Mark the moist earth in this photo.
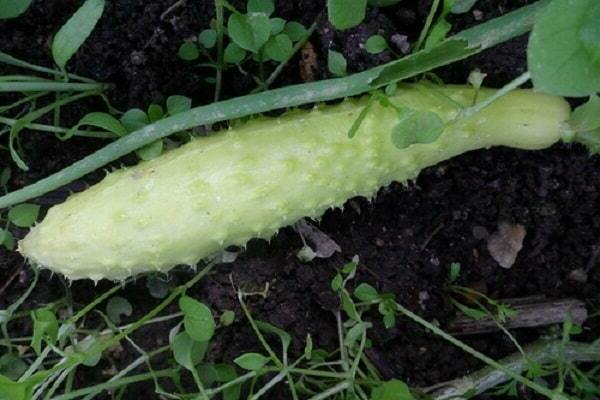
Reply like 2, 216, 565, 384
1, 1, 598, 399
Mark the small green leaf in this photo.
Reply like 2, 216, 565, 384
31, 308, 58, 355
572, 95, 600, 132
166, 95, 192, 115
179, 295, 216, 342
199, 29, 217, 48
0, 354, 28, 381
120, 108, 149, 132
178, 42, 200, 61
197, 364, 218, 386
67, 112, 127, 140
2, 230, 15, 250
269, 17, 286, 35
0, 229, 6, 245
327, 50, 347, 77
147, 104, 164, 122
227, 13, 271, 53
8, 203, 39, 228
341, 259, 358, 276
331, 273, 343, 292
391, 110, 445, 149
327, 0, 367, 30
214, 364, 241, 400
348, 95, 377, 138
106, 296, 133, 324
354, 283, 379, 301
256, 320, 291, 353
0, 0, 33, 19
0, 167, 10, 187
146, 275, 170, 299
382, 313, 396, 328
297, 245, 316, 262
451, 0, 478, 14
343, 322, 368, 348
172, 331, 208, 371
424, 0, 455, 49
74, 336, 103, 367
220, 310, 235, 326
224, 42, 246, 64
304, 334, 313, 360
284, 22, 308, 42
371, 380, 415, 400
365, 35, 388, 54
385, 82, 397, 96
264, 34, 293, 62
496, 303, 517, 323
52, 0, 105, 70
467, 69, 487, 91
247, 0, 274, 16
0, 374, 36, 400
425, 19, 452, 49
451, 299, 487, 320
528, 0, 600, 96
341, 289, 360, 321
234, 352, 269, 370
449, 262, 461, 282
136, 140, 162, 162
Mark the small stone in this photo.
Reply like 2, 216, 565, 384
418, 291, 430, 309
130, 50, 146, 66
390, 33, 410, 54
472, 10, 483, 20
487, 222, 527, 269
568, 268, 588, 283
375, 238, 385, 247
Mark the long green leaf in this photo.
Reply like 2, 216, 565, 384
52, 0, 105, 70
0, 0, 33, 19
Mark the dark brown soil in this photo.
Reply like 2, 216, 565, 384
1, 1, 598, 399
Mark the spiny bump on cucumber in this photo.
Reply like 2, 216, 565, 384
19, 85, 570, 281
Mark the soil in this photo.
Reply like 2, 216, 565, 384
1, 1, 599, 399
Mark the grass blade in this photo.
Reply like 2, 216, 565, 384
51, 0, 105, 70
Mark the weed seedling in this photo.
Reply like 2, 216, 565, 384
179, 0, 313, 95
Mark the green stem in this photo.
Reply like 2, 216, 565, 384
460, 71, 531, 118
259, 20, 318, 90
393, 302, 557, 399
0, 92, 46, 113
206, 371, 257, 396
0, 0, 551, 209
0, 116, 116, 139
0, 82, 109, 93
79, 346, 170, 400
50, 369, 175, 400
64, 282, 126, 334
0, 51, 99, 84
414, 0, 441, 51
214, 0, 225, 102
190, 366, 209, 400
427, 340, 600, 399
336, 312, 350, 372
307, 381, 351, 400
238, 293, 284, 369
101, 263, 214, 351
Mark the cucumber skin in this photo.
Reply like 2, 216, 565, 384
19, 85, 570, 281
